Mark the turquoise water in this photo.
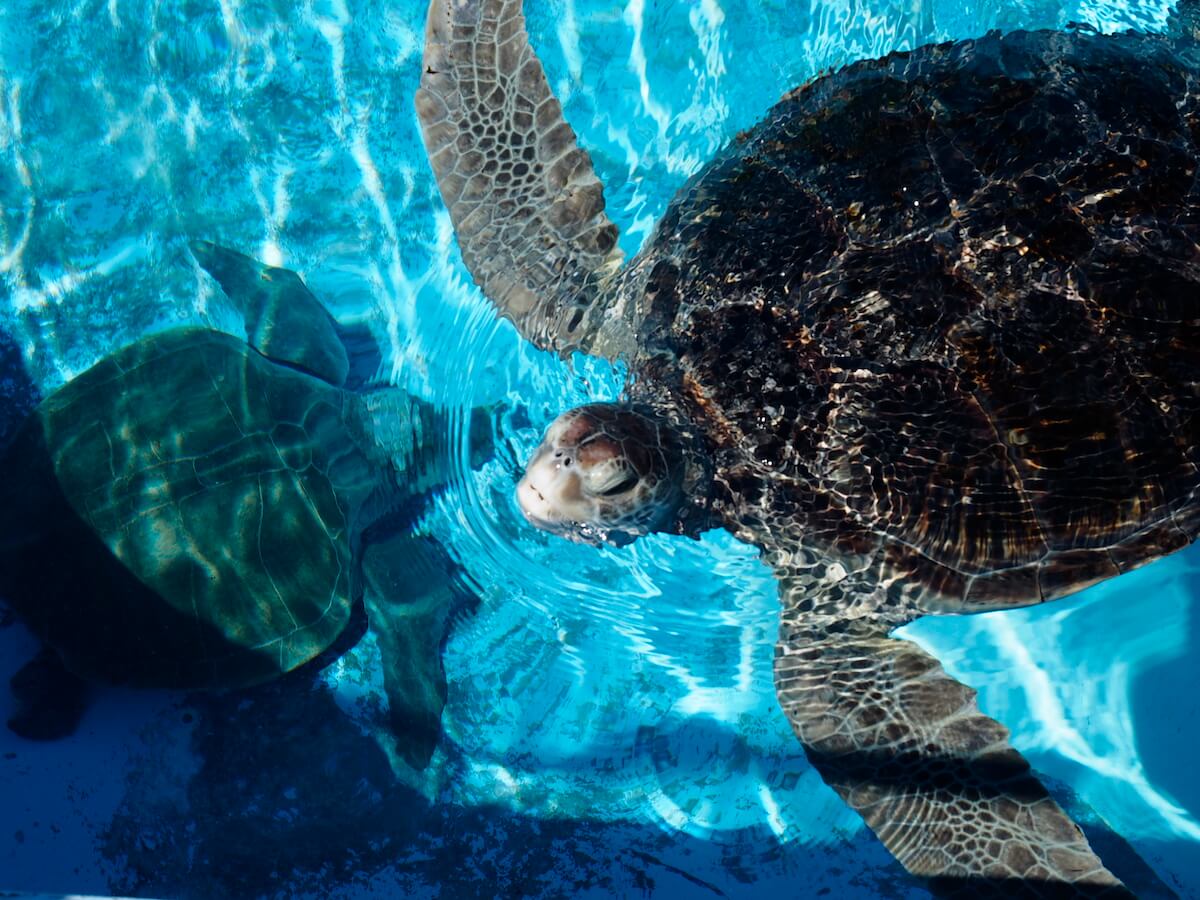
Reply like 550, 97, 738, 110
0, 0, 1198, 897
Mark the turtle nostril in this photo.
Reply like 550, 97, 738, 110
562, 457, 572, 467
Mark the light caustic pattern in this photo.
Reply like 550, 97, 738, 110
0, 0, 1198, 889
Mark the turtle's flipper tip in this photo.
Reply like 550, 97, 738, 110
189, 241, 263, 289
188, 238, 217, 264
189, 239, 254, 272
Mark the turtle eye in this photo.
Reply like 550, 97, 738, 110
585, 463, 638, 497
599, 474, 638, 497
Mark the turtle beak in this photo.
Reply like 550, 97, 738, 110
516, 444, 591, 538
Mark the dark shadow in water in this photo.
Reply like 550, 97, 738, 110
334, 319, 387, 391
1130, 551, 1200, 819
1048, 775, 1180, 900
0, 324, 38, 455
1127, 543, 1200, 897
0, 324, 74, 737
86, 662, 1182, 900
96, 671, 922, 900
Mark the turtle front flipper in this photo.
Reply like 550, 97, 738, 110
771, 571, 1130, 896
190, 241, 350, 386
416, 0, 627, 357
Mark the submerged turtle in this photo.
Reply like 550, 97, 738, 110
0, 243, 481, 768
418, 0, 1200, 893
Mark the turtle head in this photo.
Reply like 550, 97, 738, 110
517, 403, 696, 546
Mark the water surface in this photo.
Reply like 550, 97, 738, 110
0, 0, 1198, 897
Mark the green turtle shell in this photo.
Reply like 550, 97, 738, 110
0, 327, 379, 688
631, 28, 1200, 609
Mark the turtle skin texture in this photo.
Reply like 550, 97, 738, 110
0, 327, 378, 689
629, 27, 1200, 615
616, 28, 1200, 893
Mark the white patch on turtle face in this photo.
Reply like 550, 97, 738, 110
516, 404, 685, 545
517, 444, 602, 539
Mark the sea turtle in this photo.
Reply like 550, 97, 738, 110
417, 0, 1200, 893
0, 243, 481, 768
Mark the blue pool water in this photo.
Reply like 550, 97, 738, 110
0, 0, 1198, 897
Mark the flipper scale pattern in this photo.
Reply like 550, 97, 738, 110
772, 560, 1132, 897
416, 0, 624, 354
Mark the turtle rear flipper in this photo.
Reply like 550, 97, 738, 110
352, 388, 502, 492
361, 532, 472, 770
191, 241, 350, 387
416, 0, 627, 357
771, 563, 1130, 896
